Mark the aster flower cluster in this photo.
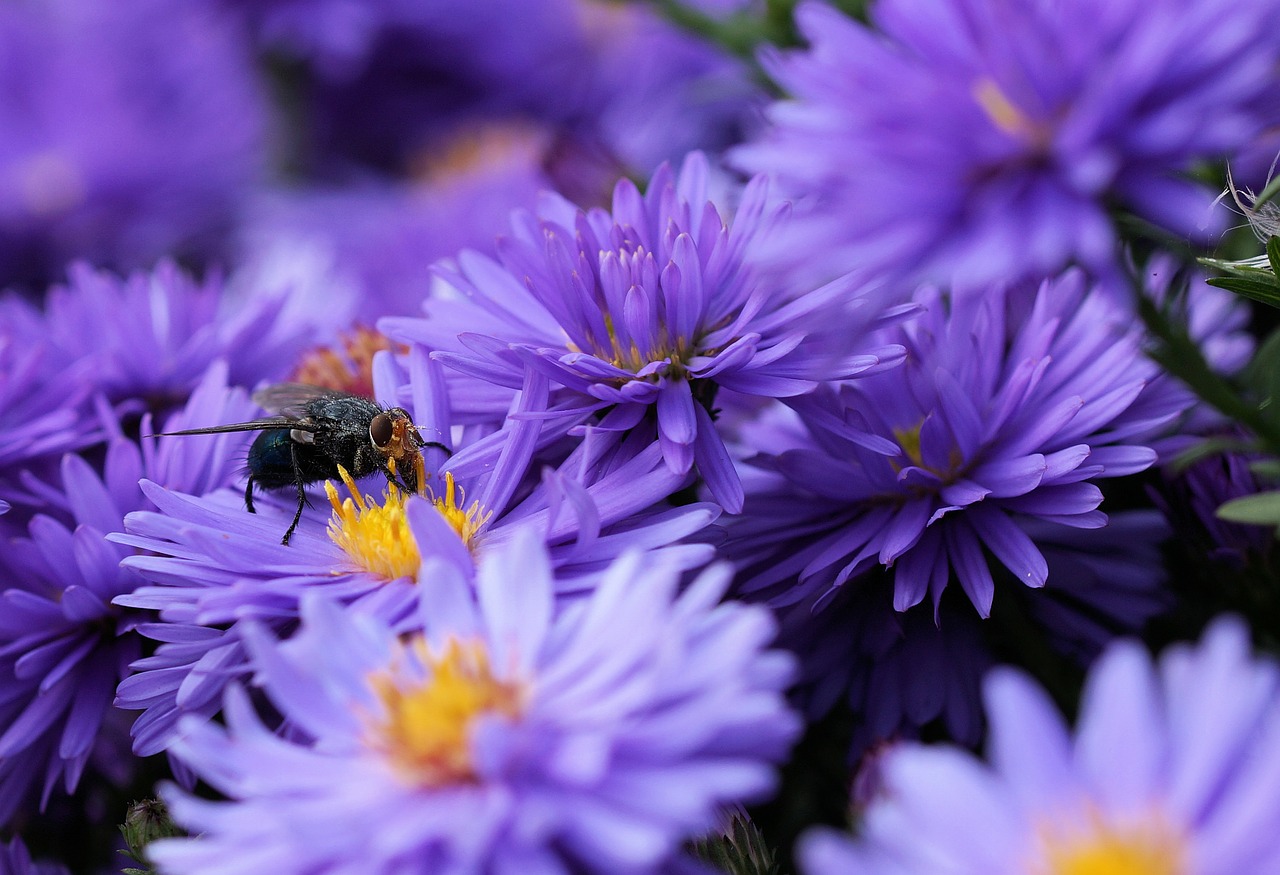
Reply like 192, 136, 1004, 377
1, 1, 1280, 873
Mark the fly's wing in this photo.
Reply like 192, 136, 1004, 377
153, 384, 357, 437
251, 383, 356, 419
152, 417, 312, 437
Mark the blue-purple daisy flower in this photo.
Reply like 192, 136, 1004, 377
149, 533, 800, 874
244, 0, 591, 178
802, 617, 1280, 874
726, 269, 1179, 617
776, 510, 1170, 759
1152, 439, 1275, 571
0, 446, 146, 827
734, 0, 1280, 286
0, 365, 258, 826
224, 0, 758, 190
384, 151, 906, 512
4, 260, 322, 418
0, 303, 99, 508
113, 350, 720, 756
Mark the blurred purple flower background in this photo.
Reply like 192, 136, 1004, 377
1, 0, 1279, 872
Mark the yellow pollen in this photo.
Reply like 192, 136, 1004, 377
893, 423, 926, 469
367, 637, 525, 786
890, 420, 966, 482
326, 465, 420, 581
1034, 811, 1187, 875
430, 471, 491, 549
291, 325, 400, 399
585, 291, 700, 377
972, 78, 1044, 143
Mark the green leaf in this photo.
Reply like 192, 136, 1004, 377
1247, 328, 1280, 432
689, 813, 783, 875
1167, 436, 1255, 472
1200, 255, 1273, 277
1249, 459, 1280, 479
1268, 235, 1280, 278
1255, 176, 1280, 210
1206, 276, 1280, 309
1217, 491, 1280, 527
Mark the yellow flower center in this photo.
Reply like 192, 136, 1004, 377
563, 260, 702, 378
890, 420, 966, 483
1034, 810, 1187, 875
893, 423, 926, 469
972, 77, 1049, 147
367, 637, 525, 786
326, 463, 492, 578
326, 465, 421, 581
291, 325, 400, 399
430, 471, 492, 549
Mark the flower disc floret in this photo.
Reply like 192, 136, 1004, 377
1035, 810, 1185, 875
367, 637, 525, 787
325, 465, 422, 582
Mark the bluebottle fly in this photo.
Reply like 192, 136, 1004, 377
156, 384, 449, 545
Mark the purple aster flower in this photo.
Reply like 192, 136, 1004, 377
384, 151, 906, 512
0, 447, 143, 826
216, 0, 421, 77
775, 511, 1169, 760
0, 0, 267, 287
136, 361, 267, 494
802, 617, 1280, 874
149, 533, 800, 874
734, 0, 1280, 286
0, 365, 258, 826
226, 0, 585, 90
726, 269, 1178, 617
0, 301, 99, 508
6, 260, 322, 418
1152, 440, 1275, 571
782, 575, 994, 750
1016, 511, 1172, 663
113, 350, 720, 756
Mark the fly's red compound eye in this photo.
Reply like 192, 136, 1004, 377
369, 413, 394, 447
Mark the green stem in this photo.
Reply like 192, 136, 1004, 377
1136, 291, 1280, 452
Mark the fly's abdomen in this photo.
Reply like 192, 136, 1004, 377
247, 429, 300, 488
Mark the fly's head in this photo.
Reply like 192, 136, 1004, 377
369, 407, 426, 493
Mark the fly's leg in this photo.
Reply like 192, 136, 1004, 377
244, 476, 257, 514
380, 463, 411, 495
282, 443, 307, 546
